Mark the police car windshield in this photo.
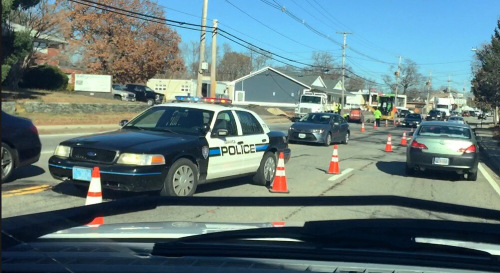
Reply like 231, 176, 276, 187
124, 106, 214, 135
300, 113, 331, 124
300, 96, 322, 104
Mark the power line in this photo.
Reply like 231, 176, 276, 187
225, 0, 326, 51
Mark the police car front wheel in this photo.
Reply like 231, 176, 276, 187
161, 158, 198, 197
253, 151, 277, 186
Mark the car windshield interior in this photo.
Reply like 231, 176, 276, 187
125, 107, 214, 135
429, 110, 441, 115
300, 96, 322, 103
418, 125, 471, 139
300, 114, 332, 124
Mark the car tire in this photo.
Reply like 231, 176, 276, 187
160, 158, 198, 197
113, 95, 122, 100
341, 132, 349, 144
324, 133, 332, 146
1, 143, 16, 182
467, 171, 478, 181
405, 164, 415, 176
147, 99, 154, 106
253, 151, 277, 187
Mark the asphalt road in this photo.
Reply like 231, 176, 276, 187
3, 119, 500, 227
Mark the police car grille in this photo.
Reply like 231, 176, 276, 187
71, 148, 117, 163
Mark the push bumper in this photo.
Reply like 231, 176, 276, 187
283, 148, 291, 164
48, 156, 167, 192
407, 150, 479, 173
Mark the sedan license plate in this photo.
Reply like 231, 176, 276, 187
72, 167, 92, 181
433, 157, 449, 165
298, 133, 306, 139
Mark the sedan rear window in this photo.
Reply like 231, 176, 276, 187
418, 125, 471, 139
406, 114, 421, 119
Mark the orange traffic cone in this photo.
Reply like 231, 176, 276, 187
269, 152, 289, 193
401, 131, 407, 146
86, 167, 104, 228
385, 134, 393, 152
385, 120, 388, 127
361, 122, 365, 132
373, 121, 377, 129
328, 145, 340, 174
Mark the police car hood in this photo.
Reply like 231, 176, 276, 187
62, 129, 198, 151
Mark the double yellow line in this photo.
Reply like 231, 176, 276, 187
2, 185, 52, 198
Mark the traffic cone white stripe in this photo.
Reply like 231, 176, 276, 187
86, 167, 104, 227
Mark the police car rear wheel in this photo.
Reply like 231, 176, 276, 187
161, 159, 198, 197
253, 151, 277, 186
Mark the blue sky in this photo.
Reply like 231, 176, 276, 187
157, 0, 499, 93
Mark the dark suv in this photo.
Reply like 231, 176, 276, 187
425, 110, 444, 121
125, 84, 164, 106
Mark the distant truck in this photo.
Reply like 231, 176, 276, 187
434, 97, 452, 117
294, 91, 334, 120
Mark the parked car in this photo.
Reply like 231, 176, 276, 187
1, 111, 42, 182
462, 111, 470, 117
469, 111, 476, 117
288, 113, 350, 146
425, 110, 444, 121
112, 84, 136, 101
406, 121, 478, 181
124, 84, 164, 106
401, 113, 423, 128
347, 108, 364, 123
448, 116, 466, 124
450, 111, 459, 116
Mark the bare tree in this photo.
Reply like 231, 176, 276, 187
246, 45, 272, 70
216, 48, 253, 81
382, 58, 424, 95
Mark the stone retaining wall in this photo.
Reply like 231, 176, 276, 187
1, 101, 150, 114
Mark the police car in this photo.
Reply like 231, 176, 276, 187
48, 96, 291, 197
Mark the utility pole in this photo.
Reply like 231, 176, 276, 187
196, 0, 208, 97
210, 19, 218, 98
448, 74, 451, 94
336, 31, 352, 113
426, 71, 432, 114
393, 56, 402, 123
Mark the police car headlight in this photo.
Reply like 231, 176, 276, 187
54, 145, 71, 158
311, 129, 325, 133
117, 153, 165, 166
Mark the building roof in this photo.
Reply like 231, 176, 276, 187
8, 21, 67, 44
230, 66, 311, 89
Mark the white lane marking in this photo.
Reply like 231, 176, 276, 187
479, 163, 500, 198
328, 168, 354, 181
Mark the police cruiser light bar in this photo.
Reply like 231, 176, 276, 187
174, 96, 232, 104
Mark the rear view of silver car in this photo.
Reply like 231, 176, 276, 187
406, 121, 479, 181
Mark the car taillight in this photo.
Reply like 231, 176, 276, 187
410, 140, 427, 150
30, 124, 38, 135
459, 145, 476, 154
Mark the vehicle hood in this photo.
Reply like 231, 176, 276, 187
291, 122, 330, 131
41, 221, 301, 239
61, 129, 199, 151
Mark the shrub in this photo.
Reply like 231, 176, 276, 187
21, 65, 69, 90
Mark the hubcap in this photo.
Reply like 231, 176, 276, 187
148, 100, 153, 106
172, 165, 194, 196
345, 133, 349, 143
263, 156, 276, 182
2, 146, 13, 180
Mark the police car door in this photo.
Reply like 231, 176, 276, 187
234, 110, 270, 174
205, 110, 242, 180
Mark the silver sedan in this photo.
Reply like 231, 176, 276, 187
406, 121, 479, 181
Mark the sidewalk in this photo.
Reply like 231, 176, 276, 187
473, 125, 500, 175
37, 115, 292, 135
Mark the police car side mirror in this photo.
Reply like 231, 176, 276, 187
214, 129, 228, 137
119, 119, 128, 127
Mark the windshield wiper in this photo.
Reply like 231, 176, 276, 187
123, 125, 144, 130
147, 128, 180, 134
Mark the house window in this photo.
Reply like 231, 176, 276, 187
181, 85, 190, 92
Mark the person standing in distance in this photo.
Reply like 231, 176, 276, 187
373, 107, 382, 127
